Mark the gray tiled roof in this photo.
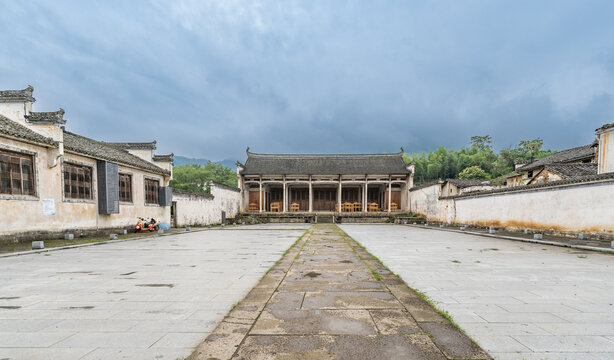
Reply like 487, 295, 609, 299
242, 150, 410, 175
517, 144, 596, 172
153, 154, 174, 163
25, 109, 66, 124
445, 179, 491, 188
0, 86, 35, 103
596, 123, 614, 132
0, 115, 57, 146
105, 141, 157, 150
541, 163, 597, 178
63, 131, 169, 175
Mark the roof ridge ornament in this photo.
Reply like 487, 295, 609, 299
25, 108, 67, 124
246, 146, 251, 155
0, 85, 36, 103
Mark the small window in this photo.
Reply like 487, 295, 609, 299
63, 163, 93, 199
119, 173, 132, 202
145, 178, 159, 205
0, 150, 35, 196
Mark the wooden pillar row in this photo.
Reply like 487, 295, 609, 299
259, 177, 263, 213
308, 175, 313, 213
283, 176, 287, 213
387, 177, 392, 213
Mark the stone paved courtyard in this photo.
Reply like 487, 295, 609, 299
340, 224, 614, 360
0, 224, 308, 360
190, 224, 489, 360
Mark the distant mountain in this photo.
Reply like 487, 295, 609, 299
174, 155, 236, 170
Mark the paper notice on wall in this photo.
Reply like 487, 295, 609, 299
42, 199, 55, 215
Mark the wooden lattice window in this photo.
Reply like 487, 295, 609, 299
63, 163, 92, 199
119, 173, 132, 202
0, 150, 35, 196
145, 178, 159, 205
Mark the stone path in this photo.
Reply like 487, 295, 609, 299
0, 224, 308, 360
190, 224, 490, 360
340, 224, 614, 360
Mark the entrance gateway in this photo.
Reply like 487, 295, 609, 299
236, 148, 415, 213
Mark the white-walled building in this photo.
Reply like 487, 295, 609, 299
0, 86, 173, 240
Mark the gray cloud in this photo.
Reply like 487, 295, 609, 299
1, 0, 613, 162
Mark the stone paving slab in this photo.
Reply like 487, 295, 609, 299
189, 224, 490, 360
340, 224, 614, 360
0, 224, 308, 360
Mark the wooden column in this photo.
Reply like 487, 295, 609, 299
259, 177, 263, 213
308, 176, 313, 213
387, 177, 392, 213
337, 178, 342, 212
362, 179, 367, 212
283, 176, 287, 213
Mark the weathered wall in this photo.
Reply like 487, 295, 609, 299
598, 130, 613, 174
173, 182, 241, 226
451, 180, 614, 234
408, 183, 442, 219
0, 137, 170, 236
173, 192, 216, 226
210, 182, 241, 220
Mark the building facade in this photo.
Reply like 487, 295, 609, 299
0, 86, 173, 239
236, 149, 414, 213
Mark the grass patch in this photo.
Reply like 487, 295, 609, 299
451, 260, 461, 264
414, 289, 460, 328
371, 270, 382, 281
480, 248, 499, 252
577, 255, 588, 259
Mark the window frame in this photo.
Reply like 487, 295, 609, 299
144, 177, 160, 206
0, 148, 37, 199
119, 172, 133, 204
62, 161, 94, 202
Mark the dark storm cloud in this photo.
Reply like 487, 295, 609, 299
1, 0, 613, 162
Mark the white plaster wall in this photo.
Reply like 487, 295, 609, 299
408, 183, 441, 219
126, 149, 154, 162
0, 102, 30, 125
210, 182, 241, 220
0, 137, 170, 235
173, 193, 217, 227
173, 183, 241, 226
452, 181, 614, 234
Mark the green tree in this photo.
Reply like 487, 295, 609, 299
458, 165, 488, 179
170, 162, 236, 193
470, 135, 493, 152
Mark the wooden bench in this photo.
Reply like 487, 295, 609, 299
368, 202, 378, 212
291, 203, 300, 212
342, 202, 352, 212
270, 202, 281, 212
353, 202, 362, 212
390, 202, 398, 211
248, 202, 258, 211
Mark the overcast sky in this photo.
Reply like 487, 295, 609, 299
1, 1, 613, 161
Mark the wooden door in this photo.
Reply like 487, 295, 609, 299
384, 190, 401, 210
249, 190, 261, 210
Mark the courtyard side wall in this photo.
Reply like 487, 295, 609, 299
450, 180, 614, 234
408, 182, 442, 219
173, 191, 216, 227
210, 182, 241, 220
